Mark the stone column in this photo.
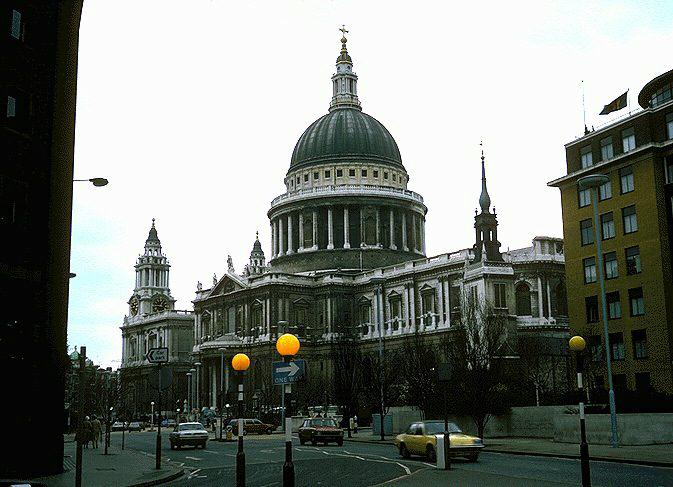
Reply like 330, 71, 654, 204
409, 282, 416, 332
327, 296, 332, 334
376, 207, 381, 247
411, 213, 417, 252
438, 278, 445, 326
343, 206, 350, 249
360, 206, 366, 247
537, 276, 544, 319
271, 220, 277, 258
372, 290, 379, 336
327, 207, 334, 249
402, 212, 408, 251
389, 209, 397, 250
287, 212, 294, 254
312, 209, 318, 250
444, 279, 451, 328
546, 278, 553, 318
278, 216, 285, 256
298, 212, 304, 252
421, 217, 426, 255
403, 285, 410, 332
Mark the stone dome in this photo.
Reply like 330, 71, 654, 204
289, 108, 404, 171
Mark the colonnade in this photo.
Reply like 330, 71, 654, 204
122, 326, 172, 364
270, 204, 426, 259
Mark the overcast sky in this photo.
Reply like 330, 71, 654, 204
68, 0, 673, 368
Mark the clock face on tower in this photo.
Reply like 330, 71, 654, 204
152, 297, 168, 313
130, 297, 139, 316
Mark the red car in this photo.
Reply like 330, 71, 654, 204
298, 418, 343, 446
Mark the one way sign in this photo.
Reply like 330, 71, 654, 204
272, 359, 306, 385
146, 347, 169, 364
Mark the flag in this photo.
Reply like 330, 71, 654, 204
599, 91, 628, 115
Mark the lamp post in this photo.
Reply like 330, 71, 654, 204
105, 406, 113, 455
578, 174, 618, 448
220, 348, 226, 441
194, 362, 202, 414
189, 368, 196, 418
277, 333, 300, 487
182, 400, 187, 423
186, 373, 192, 418
370, 276, 386, 441
570, 336, 591, 486
232, 353, 250, 487
150, 401, 155, 431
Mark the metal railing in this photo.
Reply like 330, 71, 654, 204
270, 184, 425, 207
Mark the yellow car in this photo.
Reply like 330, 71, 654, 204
394, 420, 484, 462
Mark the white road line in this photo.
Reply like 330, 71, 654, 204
185, 456, 202, 461
202, 450, 218, 454
395, 462, 411, 475
421, 462, 435, 467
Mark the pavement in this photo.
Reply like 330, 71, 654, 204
29, 437, 184, 487
344, 432, 673, 467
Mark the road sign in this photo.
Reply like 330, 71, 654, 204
149, 366, 173, 391
147, 347, 169, 364
273, 359, 306, 385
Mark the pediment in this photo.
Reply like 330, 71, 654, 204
211, 272, 248, 296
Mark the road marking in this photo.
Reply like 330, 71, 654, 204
185, 456, 202, 461
202, 450, 218, 454
395, 462, 411, 475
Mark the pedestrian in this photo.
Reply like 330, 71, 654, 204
353, 415, 358, 434
91, 416, 102, 448
83, 416, 93, 448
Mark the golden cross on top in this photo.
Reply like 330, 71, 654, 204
340, 25, 349, 37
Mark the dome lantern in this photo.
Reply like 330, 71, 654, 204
329, 26, 361, 112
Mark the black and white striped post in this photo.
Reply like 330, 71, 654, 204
276, 333, 301, 487
232, 353, 250, 487
570, 336, 591, 487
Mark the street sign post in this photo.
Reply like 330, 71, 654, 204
147, 347, 169, 363
437, 362, 452, 471
272, 359, 306, 385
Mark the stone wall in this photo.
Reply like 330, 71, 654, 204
553, 413, 673, 445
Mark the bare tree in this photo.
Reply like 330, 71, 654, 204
517, 335, 555, 406
330, 331, 363, 436
444, 295, 514, 438
400, 332, 440, 419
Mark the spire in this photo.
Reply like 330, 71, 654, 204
252, 230, 262, 252
146, 218, 160, 244
329, 25, 362, 112
479, 141, 491, 213
245, 231, 266, 276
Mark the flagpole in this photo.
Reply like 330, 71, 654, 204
582, 80, 588, 134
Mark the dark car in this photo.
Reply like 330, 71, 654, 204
127, 421, 143, 432
228, 418, 275, 435
169, 422, 208, 449
161, 418, 177, 428
298, 418, 343, 446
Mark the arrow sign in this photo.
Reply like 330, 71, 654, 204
273, 359, 306, 385
146, 347, 169, 364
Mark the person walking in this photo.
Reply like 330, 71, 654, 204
91, 416, 102, 449
353, 414, 358, 434
83, 416, 93, 449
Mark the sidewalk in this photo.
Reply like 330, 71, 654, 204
344, 434, 673, 468
30, 440, 183, 487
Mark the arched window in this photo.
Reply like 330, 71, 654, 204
555, 282, 568, 316
515, 282, 532, 316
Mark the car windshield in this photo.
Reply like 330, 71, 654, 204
424, 422, 462, 434
178, 423, 204, 431
309, 419, 338, 427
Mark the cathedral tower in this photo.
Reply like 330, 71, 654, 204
473, 147, 503, 262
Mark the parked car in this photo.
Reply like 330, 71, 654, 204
394, 421, 483, 462
169, 422, 209, 450
111, 421, 125, 432
127, 421, 143, 432
161, 418, 177, 428
298, 418, 344, 446
228, 418, 275, 435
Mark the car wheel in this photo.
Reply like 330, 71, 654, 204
266, 428, 272, 435
170, 443, 175, 450
426, 445, 436, 463
467, 453, 479, 462
201, 442, 207, 449
242, 429, 247, 436
175, 443, 181, 450
300, 438, 306, 445
399, 443, 410, 459
310, 437, 316, 446
337, 439, 343, 447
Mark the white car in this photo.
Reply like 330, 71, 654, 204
169, 422, 208, 449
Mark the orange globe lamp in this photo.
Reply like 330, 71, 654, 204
569, 336, 586, 353
231, 353, 250, 371
276, 333, 300, 357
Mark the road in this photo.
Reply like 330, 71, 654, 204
116, 431, 673, 486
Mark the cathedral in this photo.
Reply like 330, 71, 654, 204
121, 33, 570, 417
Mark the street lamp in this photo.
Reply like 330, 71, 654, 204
276, 333, 300, 487
370, 276, 386, 441
150, 401, 155, 431
570, 336, 591, 486
73, 177, 109, 187
219, 348, 226, 441
186, 373, 192, 418
232, 353, 250, 487
189, 368, 197, 418
176, 408, 181, 426
194, 362, 202, 413
578, 174, 618, 448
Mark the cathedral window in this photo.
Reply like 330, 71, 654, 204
515, 283, 531, 315
349, 169, 355, 177
313, 171, 319, 180
494, 283, 507, 309
304, 174, 309, 182
361, 169, 367, 177
325, 170, 331, 179
383, 171, 389, 180
373, 170, 379, 178
336, 169, 343, 178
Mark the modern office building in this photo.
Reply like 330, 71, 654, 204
1, 1, 84, 477
549, 68, 673, 394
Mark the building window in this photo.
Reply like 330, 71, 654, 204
609, 332, 625, 360
373, 170, 379, 178
583, 257, 597, 284
622, 205, 638, 234
349, 169, 355, 177
604, 251, 618, 279
361, 169, 367, 178
632, 329, 648, 359
11, 10, 23, 40
635, 372, 651, 392
606, 291, 621, 319
580, 219, 594, 245
600, 212, 615, 239
578, 188, 591, 207
625, 246, 641, 274
667, 155, 673, 184
581, 146, 593, 168
622, 127, 636, 152
336, 169, 343, 178
296, 176, 300, 184
324, 170, 331, 179
650, 82, 672, 107
619, 166, 634, 193
667, 113, 673, 140
599, 179, 612, 200
383, 171, 389, 180
585, 295, 599, 322
613, 374, 627, 391
494, 283, 507, 309
600, 137, 614, 160
393, 174, 397, 181
304, 174, 308, 182
588, 336, 603, 362
6, 95, 16, 118
313, 171, 319, 180
515, 283, 532, 315
629, 287, 644, 316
